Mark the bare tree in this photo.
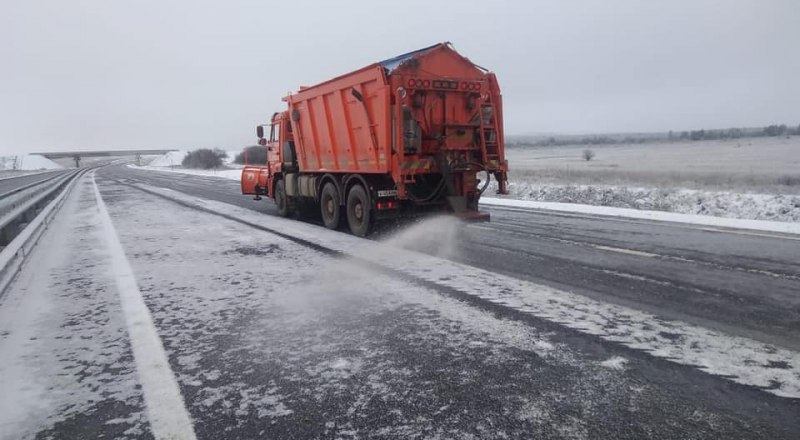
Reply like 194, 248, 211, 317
582, 149, 595, 161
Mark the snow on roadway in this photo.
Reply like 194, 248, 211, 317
96, 178, 662, 438
2, 172, 795, 438
96, 178, 783, 438
135, 182, 800, 399
91, 174, 197, 440
0, 176, 151, 439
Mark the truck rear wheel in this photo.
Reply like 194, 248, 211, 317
346, 184, 372, 237
320, 182, 341, 229
275, 180, 291, 217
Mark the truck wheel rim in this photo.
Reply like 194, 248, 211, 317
354, 203, 363, 221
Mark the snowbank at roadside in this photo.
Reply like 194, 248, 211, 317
486, 180, 800, 224
480, 197, 800, 235
0, 155, 62, 170
147, 151, 187, 167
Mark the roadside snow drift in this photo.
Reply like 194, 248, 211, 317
0, 155, 62, 170
480, 197, 800, 236
487, 180, 800, 223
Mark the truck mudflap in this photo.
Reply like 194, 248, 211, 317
452, 210, 490, 222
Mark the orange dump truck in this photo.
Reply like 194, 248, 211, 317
241, 42, 508, 236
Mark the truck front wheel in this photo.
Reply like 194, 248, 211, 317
275, 180, 291, 217
346, 184, 372, 237
320, 182, 341, 229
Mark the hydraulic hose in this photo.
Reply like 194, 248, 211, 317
405, 174, 447, 203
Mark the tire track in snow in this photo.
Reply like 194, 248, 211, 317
91, 173, 198, 440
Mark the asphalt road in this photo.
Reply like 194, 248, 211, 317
3, 165, 797, 439
106, 165, 800, 352
85, 165, 800, 437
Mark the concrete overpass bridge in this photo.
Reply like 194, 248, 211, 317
35, 149, 177, 167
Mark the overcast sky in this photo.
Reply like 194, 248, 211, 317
2, 0, 798, 153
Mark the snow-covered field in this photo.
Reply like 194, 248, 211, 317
508, 137, 800, 178
485, 181, 800, 223
497, 137, 800, 222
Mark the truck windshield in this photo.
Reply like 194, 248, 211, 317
270, 123, 281, 142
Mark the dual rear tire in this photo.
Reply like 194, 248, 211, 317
276, 179, 373, 236
319, 182, 371, 236
345, 185, 371, 237
320, 183, 341, 230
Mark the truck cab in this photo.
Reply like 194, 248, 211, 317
241, 112, 289, 201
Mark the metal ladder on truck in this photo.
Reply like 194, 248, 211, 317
477, 96, 507, 193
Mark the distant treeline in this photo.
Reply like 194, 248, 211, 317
511, 123, 800, 147
677, 124, 799, 141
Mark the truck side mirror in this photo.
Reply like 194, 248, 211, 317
256, 125, 264, 139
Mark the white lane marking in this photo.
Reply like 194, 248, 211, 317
591, 244, 658, 258
91, 173, 197, 440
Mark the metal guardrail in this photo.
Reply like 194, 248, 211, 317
0, 170, 79, 243
0, 168, 87, 295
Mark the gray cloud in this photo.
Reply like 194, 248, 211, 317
2, 0, 798, 153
